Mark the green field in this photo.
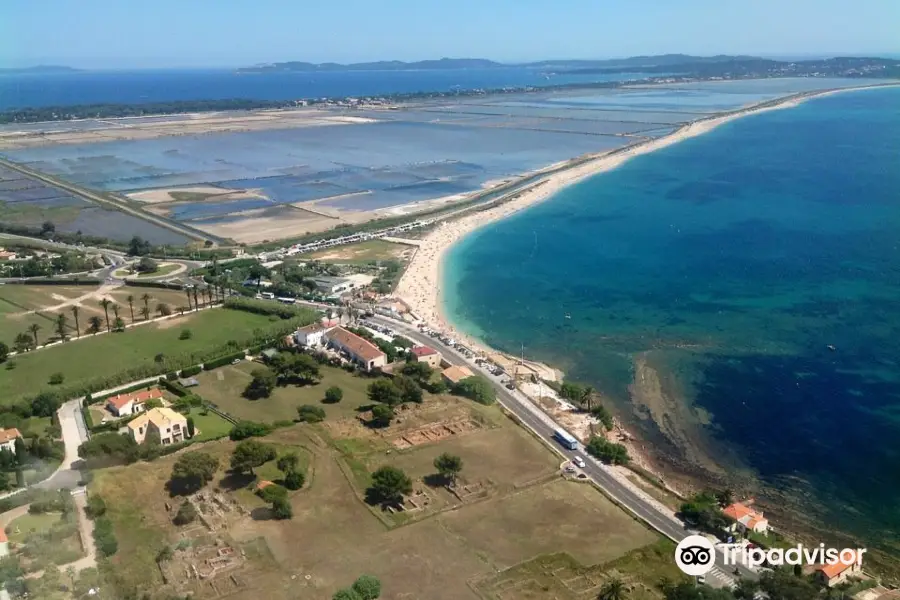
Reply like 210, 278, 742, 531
0, 308, 276, 405
0, 284, 192, 346
195, 361, 374, 423
6, 512, 60, 543
135, 263, 182, 278
187, 406, 233, 441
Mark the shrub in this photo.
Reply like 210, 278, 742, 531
85, 495, 106, 518
297, 404, 326, 423
323, 386, 343, 404
258, 483, 288, 503
229, 421, 273, 441
585, 436, 630, 465
271, 496, 293, 520
93, 517, 118, 557
283, 470, 305, 490
352, 575, 382, 600
173, 501, 197, 525
179, 329, 193, 340
452, 376, 496, 405
48, 373, 64, 385
203, 351, 245, 370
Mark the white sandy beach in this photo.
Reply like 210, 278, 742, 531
394, 85, 893, 370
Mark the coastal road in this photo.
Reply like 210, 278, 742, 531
368, 314, 755, 586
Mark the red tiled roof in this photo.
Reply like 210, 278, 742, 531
410, 346, 437, 357
326, 327, 385, 362
0, 428, 20, 444
818, 551, 860, 579
107, 388, 163, 410
256, 480, 274, 491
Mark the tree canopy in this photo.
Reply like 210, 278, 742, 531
585, 436, 630, 465
230, 440, 277, 474
433, 453, 463, 483
352, 575, 382, 600
452, 375, 496, 405
170, 451, 219, 494
244, 368, 278, 400
367, 465, 412, 506
367, 379, 402, 407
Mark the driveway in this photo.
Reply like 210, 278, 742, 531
35, 399, 90, 491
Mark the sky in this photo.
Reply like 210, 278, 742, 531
2, 0, 899, 69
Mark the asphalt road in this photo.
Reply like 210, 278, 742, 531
368, 314, 755, 586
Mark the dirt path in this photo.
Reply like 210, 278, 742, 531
11, 282, 123, 316
0, 503, 30, 529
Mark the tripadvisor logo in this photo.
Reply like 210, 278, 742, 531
675, 536, 716, 576
675, 535, 868, 576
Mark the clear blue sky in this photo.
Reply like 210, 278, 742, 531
3, 0, 898, 69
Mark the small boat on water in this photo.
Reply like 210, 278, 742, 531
564, 313, 571, 319
827, 344, 837, 352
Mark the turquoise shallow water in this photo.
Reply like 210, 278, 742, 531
444, 86, 900, 546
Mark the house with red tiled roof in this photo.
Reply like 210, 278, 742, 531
0, 428, 22, 455
441, 365, 474, 386
815, 550, 863, 587
106, 387, 163, 417
409, 345, 441, 368
324, 327, 386, 371
723, 502, 769, 535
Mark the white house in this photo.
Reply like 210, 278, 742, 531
106, 388, 163, 417
324, 327, 387, 371
127, 407, 190, 445
0, 428, 22, 454
723, 502, 769, 535
294, 323, 330, 347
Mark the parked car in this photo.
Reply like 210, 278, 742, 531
572, 456, 586, 468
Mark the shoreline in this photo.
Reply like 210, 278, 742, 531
395, 83, 896, 368
393, 82, 899, 487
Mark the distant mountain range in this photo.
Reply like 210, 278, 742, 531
0, 65, 81, 74
236, 54, 763, 73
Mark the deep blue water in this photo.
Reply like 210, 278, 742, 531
445, 86, 900, 546
0, 68, 642, 110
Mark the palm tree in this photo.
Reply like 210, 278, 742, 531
28, 323, 41, 348
70, 305, 81, 338
580, 385, 595, 413
126, 294, 135, 322
88, 316, 103, 335
140, 305, 150, 321
141, 293, 152, 315
111, 303, 121, 322
55, 313, 68, 341
192, 286, 200, 310
597, 578, 626, 600
185, 288, 193, 311
99, 298, 112, 332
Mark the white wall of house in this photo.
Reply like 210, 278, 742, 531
0, 440, 15, 454
296, 329, 325, 347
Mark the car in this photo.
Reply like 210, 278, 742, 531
564, 465, 576, 474
572, 456, 586, 468
231, 358, 242, 365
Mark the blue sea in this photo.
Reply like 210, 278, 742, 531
445, 86, 900, 548
0, 67, 642, 110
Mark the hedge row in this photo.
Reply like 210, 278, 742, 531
9, 278, 102, 287
180, 365, 202, 377
203, 351, 245, 370
119, 280, 185, 290
159, 379, 189, 397
224, 296, 319, 321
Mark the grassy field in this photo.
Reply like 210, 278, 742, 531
135, 263, 182, 278
6, 512, 60, 543
0, 283, 191, 346
89, 389, 662, 600
187, 406, 234, 441
0, 308, 275, 404
306, 239, 415, 264
195, 361, 375, 423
